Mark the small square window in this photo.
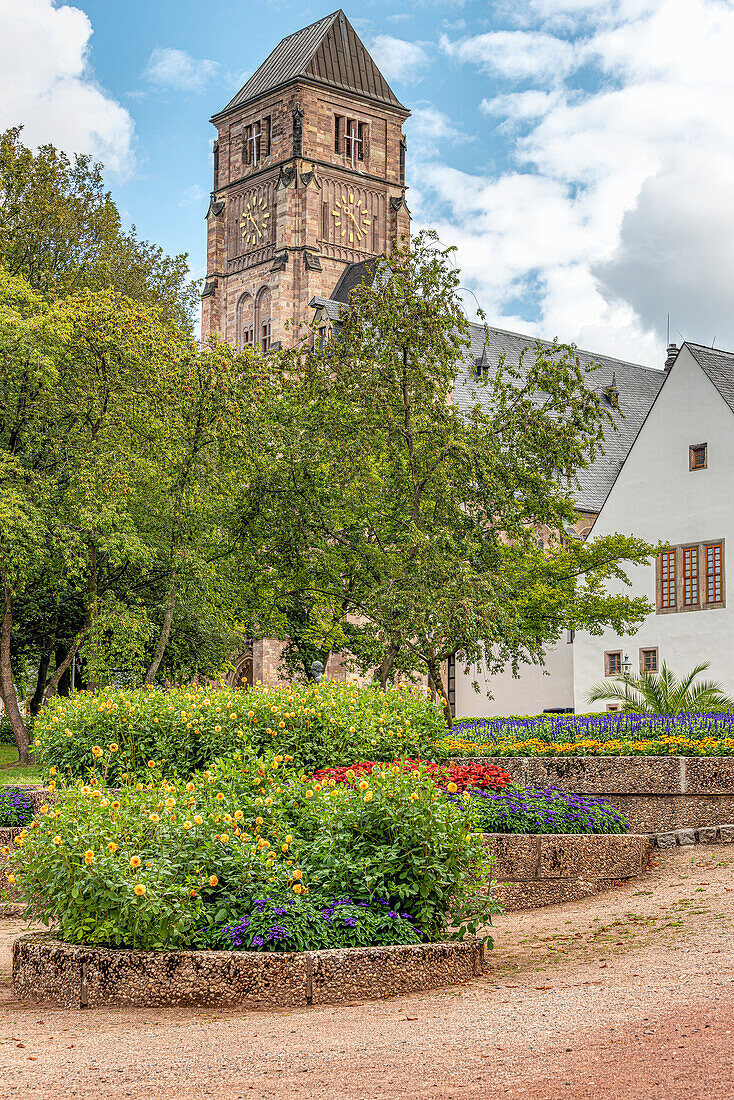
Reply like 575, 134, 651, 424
605, 651, 622, 676
606, 704, 621, 712
690, 443, 707, 470
640, 647, 658, 673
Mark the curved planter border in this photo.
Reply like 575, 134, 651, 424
482, 831, 651, 911
12, 933, 485, 1009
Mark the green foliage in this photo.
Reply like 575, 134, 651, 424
33, 681, 449, 781
245, 231, 657, 719
587, 661, 734, 714
0, 127, 198, 331
9, 752, 496, 949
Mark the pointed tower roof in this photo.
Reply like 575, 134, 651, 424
214, 10, 407, 119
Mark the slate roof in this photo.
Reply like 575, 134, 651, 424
216, 10, 406, 118
456, 324, 665, 514
685, 342, 734, 414
331, 259, 379, 303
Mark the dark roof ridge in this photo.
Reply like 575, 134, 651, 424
467, 320, 663, 375
685, 340, 734, 359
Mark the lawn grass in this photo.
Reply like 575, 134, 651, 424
0, 743, 43, 785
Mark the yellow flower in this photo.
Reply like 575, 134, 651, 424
194, 815, 203, 825
149, 813, 160, 824
91, 790, 101, 800
208, 875, 218, 887
13, 835, 24, 847
345, 769, 355, 780
292, 869, 303, 880
48, 767, 57, 778
364, 792, 374, 803
185, 782, 194, 793
293, 883, 303, 894
147, 760, 156, 769
214, 725, 221, 733
6, 874, 16, 885
281, 843, 289, 852
84, 850, 95, 865
305, 790, 314, 799
358, 780, 369, 791
285, 835, 293, 844
52, 836, 62, 846
109, 743, 119, 753
135, 783, 143, 792
134, 884, 146, 897
189, 888, 197, 898
216, 792, 224, 802
111, 801, 120, 811
446, 782, 458, 793
230, 713, 237, 720
108, 842, 118, 853
255, 816, 264, 825
130, 856, 141, 868
165, 797, 176, 809
183, 821, 193, 831
47, 780, 56, 792
220, 834, 229, 845
234, 810, 243, 821
91, 746, 103, 758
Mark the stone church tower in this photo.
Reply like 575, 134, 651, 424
201, 9, 411, 351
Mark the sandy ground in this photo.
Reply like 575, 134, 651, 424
0, 845, 732, 1099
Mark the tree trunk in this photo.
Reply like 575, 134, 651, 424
143, 578, 177, 686
29, 645, 52, 715
379, 644, 398, 690
0, 579, 31, 764
426, 655, 453, 728
43, 632, 87, 705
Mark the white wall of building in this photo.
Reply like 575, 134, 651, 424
573, 347, 734, 710
455, 637, 574, 717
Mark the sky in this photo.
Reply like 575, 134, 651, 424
2, 0, 734, 365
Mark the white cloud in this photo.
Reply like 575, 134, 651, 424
0, 0, 134, 174
440, 30, 576, 81
144, 47, 220, 93
368, 35, 429, 84
178, 183, 206, 207
415, 0, 734, 362
405, 105, 472, 157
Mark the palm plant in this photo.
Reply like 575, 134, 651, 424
587, 661, 734, 714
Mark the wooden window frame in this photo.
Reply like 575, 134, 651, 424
605, 650, 622, 676
656, 540, 726, 613
682, 545, 700, 608
689, 443, 708, 470
606, 704, 621, 712
639, 647, 659, 673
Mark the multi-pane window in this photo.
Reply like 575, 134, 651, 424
261, 319, 271, 354
335, 115, 366, 166
660, 550, 677, 609
657, 542, 725, 612
689, 443, 707, 470
707, 543, 724, 604
605, 651, 622, 676
244, 117, 271, 167
640, 647, 658, 673
682, 547, 699, 606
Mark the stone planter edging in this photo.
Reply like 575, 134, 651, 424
12, 932, 485, 1009
458, 756, 734, 833
482, 831, 651, 911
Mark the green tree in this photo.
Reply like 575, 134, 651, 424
244, 232, 656, 722
587, 661, 734, 714
0, 127, 198, 332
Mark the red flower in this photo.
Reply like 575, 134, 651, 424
312, 758, 511, 792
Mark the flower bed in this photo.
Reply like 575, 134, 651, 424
13, 933, 485, 1009
313, 759, 512, 792
33, 682, 447, 781
440, 712, 734, 758
5, 755, 496, 952
460, 786, 627, 835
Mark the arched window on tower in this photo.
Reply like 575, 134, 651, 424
237, 293, 254, 349
256, 286, 272, 352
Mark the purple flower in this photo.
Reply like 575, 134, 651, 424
251, 935, 265, 947
343, 918, 357, 927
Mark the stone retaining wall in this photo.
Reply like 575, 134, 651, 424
461, 757, 734, 833
12, 933, 484, 1009
482, 832, 651, 910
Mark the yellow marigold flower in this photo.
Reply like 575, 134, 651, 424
285, 835, 293, 844
147, 760, 156, 769
305, 790, 314, 799
108, 842, 118, 853
48, 767, 57, 778
185, 782, 194, 793
281, 843, 289, 852
358, 780, 369, 791
194, 815, 203, 825
91, 746, 103, 758
255, 816, 264, 825
183, 821, 193, 831
149, 813, 160, 824
165, 797, 176, 809
109, 743, 119, 753
84, 850, 94, 864
52, 836, 62, 846
220, 834, 229, 845
6, 874, 16, 885
364, 792, 374, 803
190, 889, 197, 898
293, 883, 303, 894
446, 782, 458, 793
13, 835, 24, 847
216, 792, 224, 802
208, 875, 218, 887
234, 810, 243, 821
292, 869, 303, 880
214, 725, 222, 733
345, 769, 355, 780
230, 713, 237, 720
134, 884, 146, 897
130, 856, 141, 868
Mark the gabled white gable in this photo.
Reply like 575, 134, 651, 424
573, 345, 734, 710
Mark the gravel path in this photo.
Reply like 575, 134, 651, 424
0, 845, 732, 1099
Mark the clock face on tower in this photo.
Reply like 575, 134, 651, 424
332, 193, 370, 246
240, 195, 271, 248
